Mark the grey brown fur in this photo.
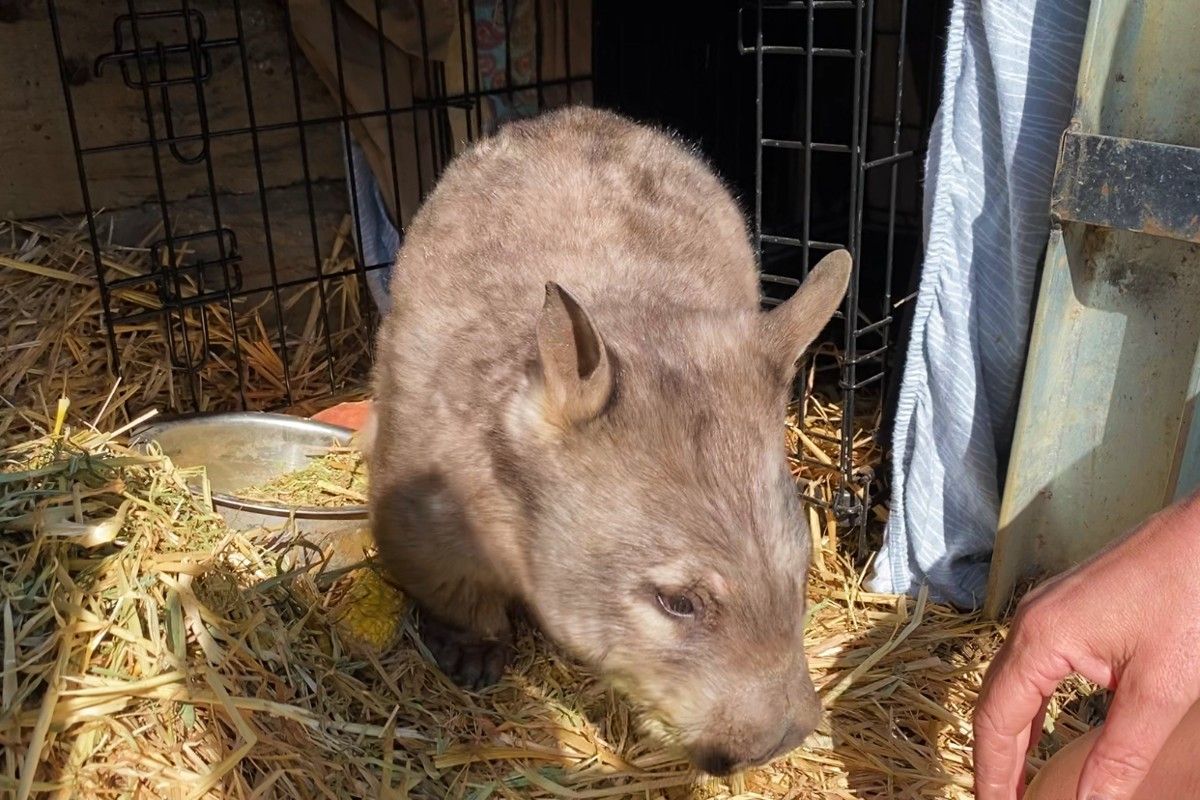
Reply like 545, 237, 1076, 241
368, 106, 851, 775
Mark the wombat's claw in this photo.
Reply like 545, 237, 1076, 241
420, 617, 511, 690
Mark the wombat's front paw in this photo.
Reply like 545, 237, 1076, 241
419, 615, 512, 690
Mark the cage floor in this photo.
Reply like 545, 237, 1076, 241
0, 219, 1104, 799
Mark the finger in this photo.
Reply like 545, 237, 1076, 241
1075, 680, 1191, 800
1015, 695, 1053, 800
1027, 694, 1052, 755
975, 634, 1072, 800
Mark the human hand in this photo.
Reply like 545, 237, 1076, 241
973, 492, 1200, 800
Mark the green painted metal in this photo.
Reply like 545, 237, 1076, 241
986, 0, 1200, 616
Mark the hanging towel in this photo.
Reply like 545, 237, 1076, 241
871, 0, 1091, 607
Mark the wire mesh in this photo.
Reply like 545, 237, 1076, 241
46, 0, 593, 413
741, 0, 949, 529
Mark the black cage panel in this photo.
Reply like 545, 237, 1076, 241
748, 0, 949, 525
46, 0, 592, 412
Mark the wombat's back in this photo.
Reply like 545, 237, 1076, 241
368, 108, 764, 656
385, 106, 759, 322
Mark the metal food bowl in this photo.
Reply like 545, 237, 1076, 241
130, 411, 369, 537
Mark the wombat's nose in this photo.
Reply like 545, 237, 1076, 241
763, 719, 816, 763
694, 723, 802, 776
694, 748, 739, 777
691, 677, 821, 775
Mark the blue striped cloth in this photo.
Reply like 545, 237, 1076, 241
346, 139, 402, 314
868, 0, 1092, 608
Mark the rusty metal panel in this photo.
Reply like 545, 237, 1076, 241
1051, 131, 1200, 244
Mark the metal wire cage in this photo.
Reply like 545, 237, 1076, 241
45, 0, 593, 412
740, 0, 948, 527
42, 0, 947, 528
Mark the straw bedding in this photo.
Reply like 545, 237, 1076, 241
0, 216, 373, 444
0, 219, 1104, 799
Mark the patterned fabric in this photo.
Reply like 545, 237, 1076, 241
869, 0, 1092, 608
473, 0, 540, 127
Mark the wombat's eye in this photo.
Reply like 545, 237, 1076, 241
656, 591, 696, 619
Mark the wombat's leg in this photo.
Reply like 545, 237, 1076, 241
390, 568, 515, 689
413, 581, 513, 689
419, 608, 512, 690
373, 473, 515, 688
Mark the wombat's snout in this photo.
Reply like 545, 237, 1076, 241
688, 673, 821, 776
692, 718, 817, 777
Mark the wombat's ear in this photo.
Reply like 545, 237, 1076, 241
761, 249, 852, 377
534, 282, 614, 426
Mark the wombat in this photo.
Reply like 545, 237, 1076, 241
368, 106, 851, 776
